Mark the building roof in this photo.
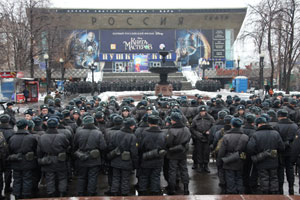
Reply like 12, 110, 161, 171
51, 0, 247, 10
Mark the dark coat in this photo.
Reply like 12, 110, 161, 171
247, 125, 284, 169
73, 124, 107, 167
0, 123, 15, 142
139, 126, 166, 168
166, 122, 191, 160
37, 128, 69, 172
190, 113, 215, 143
33, 126, 46, 136
135, 121, 149, 144
217, 128, 249, 171
242, 123, 256, 138
63, 118, 78, 134
110, 127, 138, 170
209, 120, 225, 145
4, 108, 16, 126
8, 129, 37, 170
273, 118, 298, 156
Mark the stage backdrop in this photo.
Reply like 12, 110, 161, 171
100, 29, 175, 53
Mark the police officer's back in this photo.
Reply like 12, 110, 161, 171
73, 115, 107, 196
273, 109, 298, 194
0, 114, 15, 142
110, 118, 138, 196
37, 118, 69, 197
166, 112, 191, 195
247, 117, 284, 194
138, 115, 166, 195
8, 119, 37, 199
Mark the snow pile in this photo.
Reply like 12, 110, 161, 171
86, 71, 103, 82
98, 89, 253, 102
182, 71, 200, 87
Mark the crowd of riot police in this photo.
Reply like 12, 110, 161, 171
195, 80, 222, 92
64, 80, 183, 94
1, 92, 300, 198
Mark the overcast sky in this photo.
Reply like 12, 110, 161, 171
50, 0, 261, 66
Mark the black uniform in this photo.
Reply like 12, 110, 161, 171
0, 123, 14, 194
247, 124, 284, 194
8, 129, 37, 198
138, 126, 166, 195
37, 128, 69, 196
217, 127, 249, 194
273, 118, 298, 194
110, 127, 138, 195
73, 123, 107, 196
166, 121, 191, 194
190, 113, 215, 171
4, 108, 16, 127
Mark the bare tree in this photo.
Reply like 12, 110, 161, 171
0, 0, 50, 75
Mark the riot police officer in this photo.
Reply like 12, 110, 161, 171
166, 112, 191, 195
190, 106, 215, 173
247, 117, 284, 194
73, 116, 107, 196
138, 115, 166, 195
0, 114, 14, 195
8, 119, 37, 199
37, 118, 69, 197
109, 118, 138, 196
274, 109, 298, 195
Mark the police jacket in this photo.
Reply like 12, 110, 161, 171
283, 105, 297, 122
209, 120, 225, 145
33, 126, 46, 136
96, 120, 107, 137
105, 125, 122, 151
37, 128, 69, 172
180, 106, 189, 117
57, 125, 73, 148
0, 123, 15, 142
185, 106, 198, 120
139, 126, 166, 168
73, 124, 107, 167
291, 130, 300, 165
242, 123, 256, 138
135, 121, 149, 141
274, 118, 298, 156
213, 124, 231, 150
63, 118, 77, 134
190, 113, 215, 142
217, 128, 249, 171
4, 108, 16, 126
166, 121, 191, 160
110, 127, 138, 170
8, 129, 37, 170
247, 124, 284, 169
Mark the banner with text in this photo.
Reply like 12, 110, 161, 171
99, 53, 177, 61
100, 29, 175, 53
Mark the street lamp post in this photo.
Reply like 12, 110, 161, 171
89, 62, 96, 83
259, 52, 265, 90
237, 56, 240, 76
44, 53, 49, 94
59, 58, 64, 81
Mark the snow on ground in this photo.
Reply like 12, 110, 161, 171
86, 71, 103, 82
182, 71, 200, 87
98, 89, 253, 102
